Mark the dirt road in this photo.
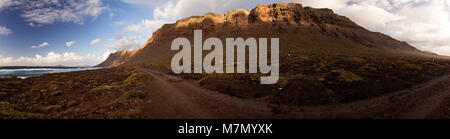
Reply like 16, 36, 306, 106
137, 67, 273, 119
137, 67, 449, 119
278, 74, 450, 119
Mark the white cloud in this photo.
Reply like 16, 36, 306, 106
66, 41, 75, 47
0, 0, 15, 10
296, 0, 350, 10
108, 37, 141, 50
90, 39, 102, 45
31, 42, 49, 49
1, 0, 108, 25
121, 0, 167, 7
123, 19, 167, 33
293, 0, 450, 56
339, 4, 406, 31
113, 0, 261, 51
123, 24, 141, 33
153, 0, 180, 20
114, 20, 127, 26
108, 19, 167, 50
0, 52, 105, 66
102, 51, 112, 61
0, 25, 12, 36
152, 0, 261, 20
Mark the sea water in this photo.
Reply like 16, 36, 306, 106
0, 66, 101, 79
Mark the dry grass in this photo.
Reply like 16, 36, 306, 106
0, 66, 152, 119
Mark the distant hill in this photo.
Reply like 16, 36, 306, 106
97, 3, 427, 68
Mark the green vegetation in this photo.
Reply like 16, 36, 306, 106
125, 89, 146, 100
395, 60, 422, 71
0, 66, 152, 119
51, 91, 64, 96
124, 70, 150, 84
331, 69, 364, 83
0, 102, 35, 119
37, 105, 62, 114
91, 85, 115, 92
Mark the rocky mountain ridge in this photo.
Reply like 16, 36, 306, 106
98, 3, 418, 67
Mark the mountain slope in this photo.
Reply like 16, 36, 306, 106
97, 3, 421, 68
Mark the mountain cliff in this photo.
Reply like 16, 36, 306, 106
97, 3, 419, 67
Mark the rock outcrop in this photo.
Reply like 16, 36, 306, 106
97, 3, 419, 67
97, 49, 138, 67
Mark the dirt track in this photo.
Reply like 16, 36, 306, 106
137, 67, 449, 119
137, 67, 273, 119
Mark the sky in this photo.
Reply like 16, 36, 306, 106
0, 0, 449, 66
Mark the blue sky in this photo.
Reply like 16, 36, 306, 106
0, 0, 279, 66
0, 0, 449, 66
0, 0, 159, 66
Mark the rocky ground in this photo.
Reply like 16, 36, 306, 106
1, 3, 449, 119
0, 66, 151, 119
0, 61, 449, 119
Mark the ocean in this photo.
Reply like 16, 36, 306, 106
0, 66, 101, 79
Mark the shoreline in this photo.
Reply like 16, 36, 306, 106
0, 67, 103, 79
